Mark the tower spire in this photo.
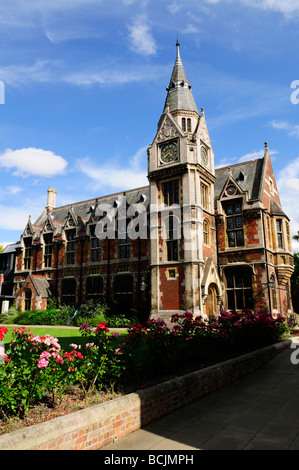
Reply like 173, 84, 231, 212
163, 40, 198, 115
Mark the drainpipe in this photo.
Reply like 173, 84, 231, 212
78, 237, 84, 306
106, 238, 111, 303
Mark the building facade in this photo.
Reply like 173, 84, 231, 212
0, 243, 16, 314
12, 43, 294, 320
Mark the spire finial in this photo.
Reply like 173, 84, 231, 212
176, 36, 181, 60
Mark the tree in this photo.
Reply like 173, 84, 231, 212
292, 232, 299, 284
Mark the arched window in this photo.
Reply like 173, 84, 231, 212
182, 118, 186, 132
187, 118, 191, 132
203, 219, 210, 245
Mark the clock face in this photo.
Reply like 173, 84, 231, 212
161, 142, 178, 164
201, 146, 208, 166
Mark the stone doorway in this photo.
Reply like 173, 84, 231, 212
206, 284, 218, 320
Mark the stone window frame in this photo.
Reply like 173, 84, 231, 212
23, 236, 32, 271
163, 213, 180, 262
86, 275, 103, 301
162, 179, 180, 207
225, 266, 253, 311
276, 218, 284, 249
43, 232, 53, 268
89, 224, 102, 263
200, 180, 210, 212
65, 228, 76, 265
223, 200, 244, 248
203, 218, 210, 246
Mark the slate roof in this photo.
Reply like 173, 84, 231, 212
214, 158, 264, 201
34, 186, 150, 234
1, 243, 16, 254
30, 274, 51, 298
270, 199, 289, 219
163, 42, 198, 115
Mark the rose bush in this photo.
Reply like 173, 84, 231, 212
0, 323, 126, 419
0, 310, 290, 419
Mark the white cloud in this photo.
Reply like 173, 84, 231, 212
0, 60, 58, 87
202, 0, 299, 17
128, 18, 157, 56
242, 0, 299, 17
77, 146, 148, 191
277, 157, 299, 250
0, 148, 68, 178
269, 120, 299, 138
0, 205, 37, 231
238, 148, 278, 163
182, 24, 200, 34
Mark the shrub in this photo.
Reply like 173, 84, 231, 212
0, 310, 290, 420
0, 323, 125, 419
0, 305, 19, 324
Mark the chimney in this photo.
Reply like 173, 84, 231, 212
46, 187, 57, 213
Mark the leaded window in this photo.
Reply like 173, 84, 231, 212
90, 225, 101, 262
66, 229, 76, 265
276, 219, 283, 249
165, 215, 179, 261
86, 276, 103, 301
24, 237, 32, 270
225, 202, 244, 247
225, 268, 253, 310
61, 278, 76, 306
163, 180, 179, 207
44, 233, 53, 268
119, 219, 131, 259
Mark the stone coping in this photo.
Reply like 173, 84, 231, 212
0, 339, 291, 450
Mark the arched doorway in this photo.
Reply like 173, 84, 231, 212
206, 284, 218, 320
24, 289, 32, 311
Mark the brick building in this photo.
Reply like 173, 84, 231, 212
0, 243, 16, 313
12, 42, 294, 320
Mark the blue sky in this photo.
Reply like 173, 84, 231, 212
1, 0, 299, 249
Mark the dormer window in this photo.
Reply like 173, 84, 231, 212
44, 233, 53, 268
24, 237, 32, 270
66, 229, 76, 265
90, 225, 101, 262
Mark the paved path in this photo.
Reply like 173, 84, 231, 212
102, 340, 299, 450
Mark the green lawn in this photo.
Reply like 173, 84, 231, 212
1, 326, 127, 351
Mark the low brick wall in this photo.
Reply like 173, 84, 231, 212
0, 340, 291, 450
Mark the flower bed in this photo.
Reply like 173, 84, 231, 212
0, 310, 290, 434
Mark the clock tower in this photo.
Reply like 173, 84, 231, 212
148, 41, 221, 321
